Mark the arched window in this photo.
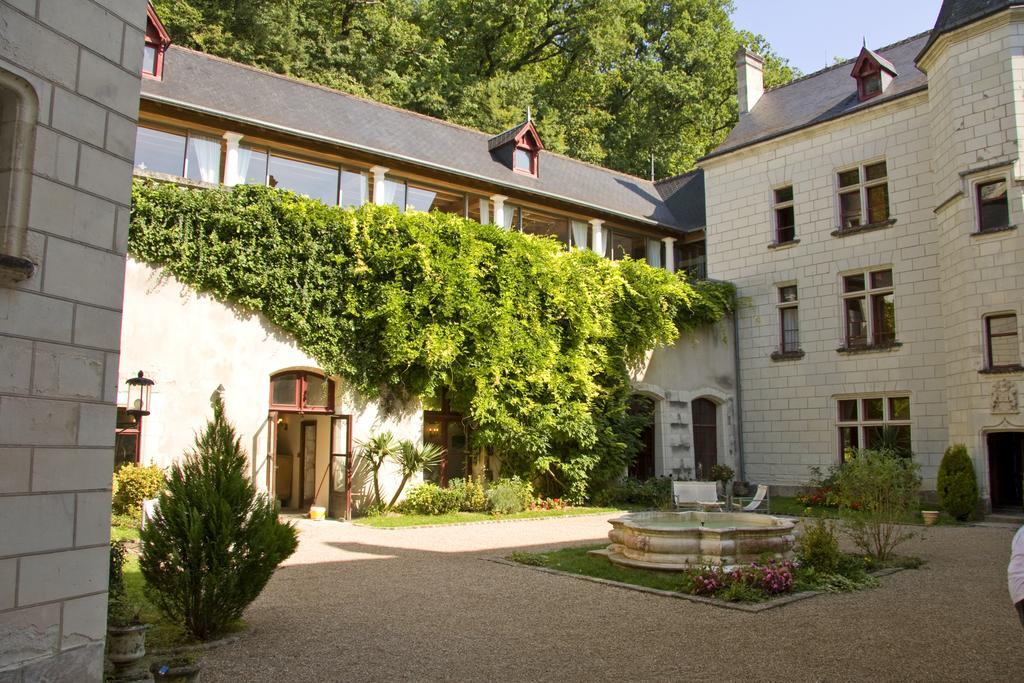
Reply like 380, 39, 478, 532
269, 370, 334, 413
0, 68, 39, 282
692, 398, 718, 480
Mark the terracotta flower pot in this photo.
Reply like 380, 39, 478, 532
921, 510, 940, 526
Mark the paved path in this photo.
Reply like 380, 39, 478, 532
201, 515, 1023, 682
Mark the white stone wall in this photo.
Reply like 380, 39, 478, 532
118, 259, 421, 512
0, 1, 146, 679
921, 13, 1024, 504
633, 317, 738, 479
702, 92, 950, 490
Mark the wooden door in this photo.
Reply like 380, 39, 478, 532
692, 398, 718, 480
300, 421, 316, 508
628, 396, 656, 480
267, 410, 278, 500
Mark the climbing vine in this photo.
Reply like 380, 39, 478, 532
130, 179, 734, 501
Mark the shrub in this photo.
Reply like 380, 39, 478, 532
112, 463, 165, 517
388, 440, 444, 510
447, 478, 488, 512
678, 559, 796, 600
708, 464, 734, 483
833, 448, 921, 561
486, 476, 534, 515
798, 518, 841, 574
591, 477, 671, 509
140, 395, 298, 641
937, 443, 978, 521
399, 482, 462, 515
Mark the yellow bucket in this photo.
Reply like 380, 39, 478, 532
309, 506, 326, 521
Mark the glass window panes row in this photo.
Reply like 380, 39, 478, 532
842, 268, 894, 347
134, 127, 221, 184
837, 396, 911, 457
773, 186, 795, 244
607, 230, 663, 267
986, 313, 1019, 368
838, 161, 888, 229
242, 147, 367, 209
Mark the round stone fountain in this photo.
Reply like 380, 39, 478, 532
597, 510, 795, 570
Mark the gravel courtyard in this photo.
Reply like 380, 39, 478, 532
200, 514, 1022, 682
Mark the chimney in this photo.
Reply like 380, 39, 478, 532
736, 47, 765, 115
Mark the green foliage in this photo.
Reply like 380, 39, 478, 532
108, 540, 142, 626
399, 482, 463, 515
130, 180, 734, 500
388, 440, 444, 510
355, 432, 401, 508
937, 443, 978, 521
833, 448, 921, 562
447, 477, 488, 512
112, 463, 166, 517
152, 0, 797, 176
591, 476, 671, 509
139, 394, 298, 641
708, 464, 734, 483
486, 476, 535, 514
508, 550, 546, 566
797, 518, 841, 574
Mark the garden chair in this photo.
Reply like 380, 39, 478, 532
672, 481, 721, 510
731, 484, 769, 513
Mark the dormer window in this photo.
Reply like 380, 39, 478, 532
851, 46, 896, 102
143, 3, 172, 80
488, 119, 543, 178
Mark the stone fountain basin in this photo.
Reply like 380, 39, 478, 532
599, 510, 796, 570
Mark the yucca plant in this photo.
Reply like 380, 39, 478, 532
388, 441, 444, 510
355, 432, 401, 509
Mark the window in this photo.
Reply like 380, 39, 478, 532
836, 396, 911, 458
986, 314, 1020, 369
607, 230, 648, 262
837, 161, 889, 230
862, 73, 882, 97
521, 207, 570, 246
0, 69, 38, 281
142, 5, 171, 79
842, 268, 895, 348
570, 220, 590, 250
268, 154, 339, 205
778, 285, 800, 353
514, 148, 534, 174
675, 241, 707, 280
773, 186, 795, 244
269, 371, 334, 413
977, 179, 1009, 232
133, 126, 222, 183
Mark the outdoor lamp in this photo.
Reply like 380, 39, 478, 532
125, 370, 155, 419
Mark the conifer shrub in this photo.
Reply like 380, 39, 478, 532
140, 395, 298, 641
112, 463, 166, 517
937, 443, 978, 521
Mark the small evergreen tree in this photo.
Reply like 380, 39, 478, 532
140, 395, 298, 641
937, 443, 978, 521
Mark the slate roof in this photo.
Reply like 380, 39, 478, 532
654, 170, 706, 232
141, 46, 685, 232
918, 0, 1024, 61
704, 32, 931, 161
487, 122, 531, 151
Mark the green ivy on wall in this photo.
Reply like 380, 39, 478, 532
130, 179, 734, 501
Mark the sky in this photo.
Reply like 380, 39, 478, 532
731, 0, 945, 75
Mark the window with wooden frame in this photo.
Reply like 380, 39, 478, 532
976, 179, 1010, 233
142, 4, 171, 80
841, 268, 895, 349
773, 186, 796, 244
837, 396, 911, 459
133, 125, 222, 184
115, 407, 142, 469
837, 161, 889, 231
269, 371, 334, 413
985, 313, 1020, 370
778, 285, 800, 354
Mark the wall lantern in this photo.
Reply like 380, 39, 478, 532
126, 371, 155, 419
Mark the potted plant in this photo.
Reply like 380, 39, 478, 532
106, 593, 149, 675
921, 510, 940, 526
151, 654, 203, 682
708, 464, 735, 509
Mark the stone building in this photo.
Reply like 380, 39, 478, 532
117, 5, 738, 517
701, 0, 1024, 508
0, 0, 147, 679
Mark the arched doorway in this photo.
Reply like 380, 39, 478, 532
628, 395, 656, 480
692, 398, 718, 480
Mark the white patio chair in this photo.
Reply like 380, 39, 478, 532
732, 484, 769, 513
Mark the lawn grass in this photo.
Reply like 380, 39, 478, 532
509, 544, 684, 592
111, 524, 141, 542
354, 506, 620, 528
769, 496, 961, 525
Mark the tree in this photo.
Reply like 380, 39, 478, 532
388, 441, 444, 509
139, 394, 298, 641
937, 443, 978, 521
152, 0, 798, 177
355, 432, 402, 509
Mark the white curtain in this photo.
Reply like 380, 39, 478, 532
571, 220, 589, 250
377, 178, 403, 209
187, 136, 221, 183
237, 147, 256, 184
647, 238, 662, 268
502, 205, 516, 229
479, 198, 490, 224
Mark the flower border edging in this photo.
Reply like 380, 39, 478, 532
488, 558, 904, 613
